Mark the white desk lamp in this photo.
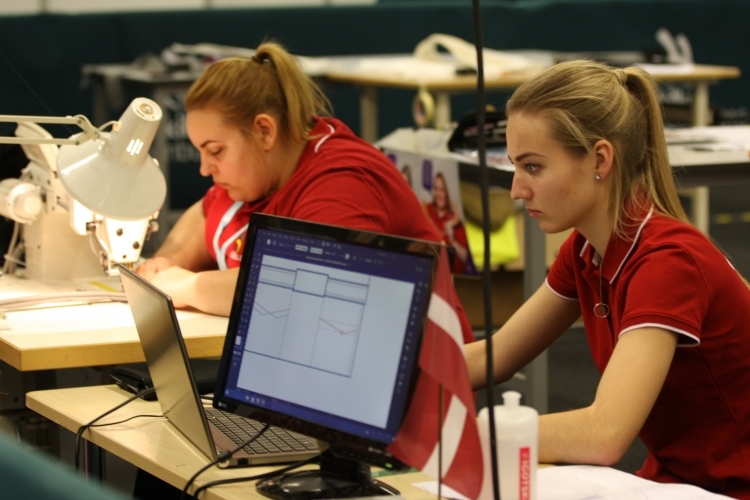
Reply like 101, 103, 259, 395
0, 97, 166, 281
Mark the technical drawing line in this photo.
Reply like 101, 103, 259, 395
248, 350, 356, 379
326, 292, 366, 303
325, 279, 368, 304
248, 261, 371, 377
252, 303, 290, 319
318, 318, 359, 336
260, 265, 296, 276
326, 280, 368, 289
258, 279, 294, 289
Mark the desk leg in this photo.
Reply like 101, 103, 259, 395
680, 78, 711, 234
83, 439, 106, 481
360, 86, 379, 143
692, 82, 711, 127
434, 92, 451, 130
522, 213, 549, 414
0, 362, 59, 453
680, 186, 710, 234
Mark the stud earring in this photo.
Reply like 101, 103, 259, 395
595, 174, 601, 181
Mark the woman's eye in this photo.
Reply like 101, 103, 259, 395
209, 149, 223, 157
524, 163, 540, 173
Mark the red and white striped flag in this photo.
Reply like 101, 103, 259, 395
387, 247, 484, 499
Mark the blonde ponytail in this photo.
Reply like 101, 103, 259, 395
185, 41, 332, 144
506, 59, 690, 238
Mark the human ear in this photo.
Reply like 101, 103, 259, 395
252, 113, 278, 151
593, 139, 614, 180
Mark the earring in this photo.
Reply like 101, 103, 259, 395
595, 174, 601, 181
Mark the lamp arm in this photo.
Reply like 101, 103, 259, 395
0, 114, 101, 146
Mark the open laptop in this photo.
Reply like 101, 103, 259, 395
117, 264, 319, 467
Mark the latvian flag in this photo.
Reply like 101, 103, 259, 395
387, 247, 484, 499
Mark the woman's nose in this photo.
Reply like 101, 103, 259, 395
510, 173, 530, 201
199, 157, 214, 177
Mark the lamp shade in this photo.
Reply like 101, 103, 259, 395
57, 98, 167, 220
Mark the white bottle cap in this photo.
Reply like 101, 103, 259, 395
493, 391, 538, 439
502, 390, 522, 407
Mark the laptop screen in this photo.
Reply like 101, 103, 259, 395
214, 215, 438, 463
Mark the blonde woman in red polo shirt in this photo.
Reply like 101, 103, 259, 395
135, 42, 468, 331
466, 60, 750, 498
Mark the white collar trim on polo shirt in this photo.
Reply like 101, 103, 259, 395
610, 206, 654, 284
578, 206, 655, 284
313, 123, 336, 153
579, 241, 590, 259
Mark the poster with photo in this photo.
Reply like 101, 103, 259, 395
385, 150, 477, 275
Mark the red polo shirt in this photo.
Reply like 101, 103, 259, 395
547, 207, 750, 498
203, 117, 441, 267
202, 117, 474, 343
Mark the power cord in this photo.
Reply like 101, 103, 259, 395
179, 423, 271, 500
74, 386, 156, 471
0, 49, 63, 119
191, 454, 320, 500
87, 414, 163, 430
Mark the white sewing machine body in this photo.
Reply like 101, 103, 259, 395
0, 98, 165, 281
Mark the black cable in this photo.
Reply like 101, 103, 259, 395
180, 423, 271, 500
87, 414, 163, 428
471, 1, 501, 499
0, 50, 60, 118
74, 386, 156, 472
191, 454, 320, 500
0, 49, 79, 136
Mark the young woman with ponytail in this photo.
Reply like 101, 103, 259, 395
466, 60, 750, 497
135, 42, 473, 339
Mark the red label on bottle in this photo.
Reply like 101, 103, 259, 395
519, 446, 531, 500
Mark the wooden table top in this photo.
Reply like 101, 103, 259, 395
0, 275, 228, 371
325, 62, 741, 91
27, 385, 437, 500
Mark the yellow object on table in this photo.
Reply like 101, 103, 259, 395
466, 214, 520, 269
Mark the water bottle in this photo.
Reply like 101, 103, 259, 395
478, 391, 538, 500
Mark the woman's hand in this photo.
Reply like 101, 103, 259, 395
141, 200, 215, 274
149, 266, 199, 309
140, 266, 239, 316
135, 256, 178, 281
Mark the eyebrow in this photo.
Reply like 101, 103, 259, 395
199, 139, 218, 148
510, 151, 544, 163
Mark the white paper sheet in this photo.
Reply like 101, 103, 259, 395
414, 466, 735, 500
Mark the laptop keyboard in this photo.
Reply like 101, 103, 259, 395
205, 407, 318, 455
